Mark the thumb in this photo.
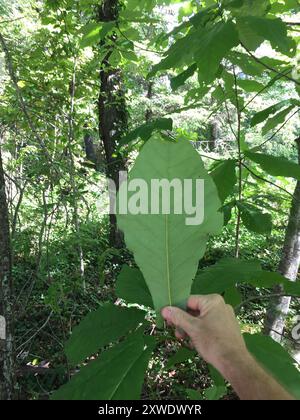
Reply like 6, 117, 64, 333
161, 306, 195, 333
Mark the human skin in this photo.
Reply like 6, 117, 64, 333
161, 294, 295, 400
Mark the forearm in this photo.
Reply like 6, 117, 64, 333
217, 350, 295, 400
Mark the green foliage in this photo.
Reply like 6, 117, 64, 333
236, 17, 295, 55
245, 333, 300, 399
120, 118, 173, 146
192, 257, 300, 298
52, 333, 155, 400
171, 64, 197, 91
165, 347, 197, 370
192, 258, 262, 295
65, 303, 145, 365
210, 159, 237, 203
79, 22, 115, 48
196, 21, 239, 82
116, 265, 153, 308
117, 135, 223, 324
237, 202, 272, 235
245, 151, 300, 180
250, 100, 298, 127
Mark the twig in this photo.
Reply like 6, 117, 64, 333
16, 311, 54, 353
241, 42, 300, 86
242, 163, 294, 198
0, 17, 24, 25
235, 293, 300, 313
233, 67, 242, 258
256, 108, 300, 151
240, 69, 293, 113
116, 23, 163, 55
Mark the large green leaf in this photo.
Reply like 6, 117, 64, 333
210, 159, 237, 203
244, 333, 300, 399
195, 21, 239, 82
116, 265, 153, 308
237, 17, 295, 56
52, 333, 155, 400
237, 202, 272, 234
65, 303, 145, 365
192, 258, 300, 297
249, 271, 300, 296
245, 151, 300, 180
192, 258, 262, 295
117, 136, 223, 325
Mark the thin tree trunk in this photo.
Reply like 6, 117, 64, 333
68, 59, 85, 288
97, 0, 128, 248
264, 137, 300, 342
208, 120, 219, 152
145, 81, 154, 123
0, 146, 15, 400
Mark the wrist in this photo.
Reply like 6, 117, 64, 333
214, 347, 253, 381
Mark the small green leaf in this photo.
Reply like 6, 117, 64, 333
116, 265, 153, 308
166, 347, 197, 369
221, 201, 235, 225
204, 385, 227, 400
250, 100, 291, 126
262, 105, 296, 135
170, 64, 197, 91
210, 159, 237, 203
186, 388, 202, 400
119, 118, 173, 146
65, 303, 145, 365
80, 22, 115, 48
237, 202, 272, 234
237, 79, 265, 92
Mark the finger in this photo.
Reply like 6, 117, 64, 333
187, 295, 206, 312
175, 327, 187, 340
161, 306, 195, 332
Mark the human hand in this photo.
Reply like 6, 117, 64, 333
161, 294, 248, 373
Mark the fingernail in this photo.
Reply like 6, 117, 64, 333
161, 306, 172, 321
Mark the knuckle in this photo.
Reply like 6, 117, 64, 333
211, 294, 225, 305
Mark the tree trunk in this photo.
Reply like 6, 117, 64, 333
208, 120, 219, 152
264, 137, 300, 342
145, 81, 154, 123
0, 146, 15, 400
97, 0, 128, 248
